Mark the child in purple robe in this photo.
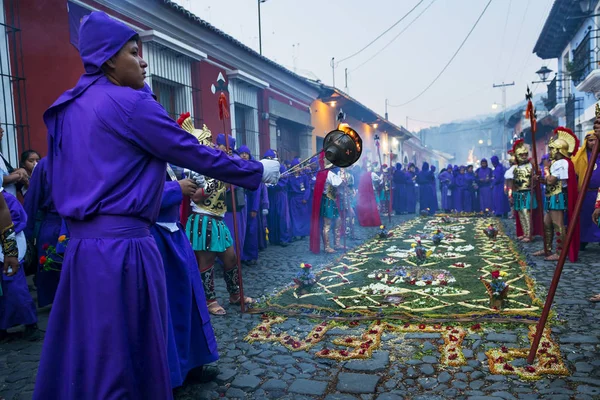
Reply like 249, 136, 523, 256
476, 158, 494, 212
33, 12, 280, 399
0, 189, 37, 340
23, 157, 63, 308
405, 164, 417, 213
288, 157, 311, 239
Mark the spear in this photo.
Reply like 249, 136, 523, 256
525, 86, 547, 253
527, 116, 600, 364
216, 79, 246, 314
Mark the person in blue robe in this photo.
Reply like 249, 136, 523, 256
453, 166, 465, 212
464, 165, 476, 212
393, 163, 406, 215
288, 158, 311, 239
476, 158, 494, 212
416, 162, 435, 214
239, 145, 262, 265
491, 155, 510, 217
151, 167, 219, 388
0, 188, 37, 340
405, 163, 417, 213
265, 150, 291, 247
23, 157, 63, 308
33, 12, 281, 399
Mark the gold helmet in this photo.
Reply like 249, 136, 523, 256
511, 139, 529, 163
177, 112, 213, 147
549, 127, 580, 158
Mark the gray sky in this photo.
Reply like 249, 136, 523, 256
174, 0, 556, 132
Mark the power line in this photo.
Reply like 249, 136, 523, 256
503, 0, 531, 81
336, 0, 425, 64
493, 0, 512, 82
388, 0, 494, 108
350, 0, 437, 73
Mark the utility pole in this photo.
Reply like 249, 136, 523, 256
258, 0, 266, 55
385, 99, 388, 120
493, 82, 515, 161
331, 57, 335, 88
344, 68, 348, 93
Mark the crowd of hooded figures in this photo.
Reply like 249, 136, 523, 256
0, 11, 600, 400
387, 157, 511, 217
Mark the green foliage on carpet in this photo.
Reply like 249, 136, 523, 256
257, 216, 542, 322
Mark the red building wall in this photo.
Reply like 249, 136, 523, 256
197, 61, 231, 139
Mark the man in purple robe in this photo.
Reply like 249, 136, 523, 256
392, 163, 406, 215
416, 162, 434, 214
288, 157, 311, 239
573, 132, 600, 250
490, 156, 510, 217
23, 157, 63, 307
405, 163, 417, 213
33, 12, 280, 399
476, 159, 494, 212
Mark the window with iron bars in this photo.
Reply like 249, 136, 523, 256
565, 95, 583, 138
0, 0, 30, 171
143, 41, 202, 128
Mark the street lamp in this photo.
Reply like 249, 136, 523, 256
258, 0, 267, 55
491, 103, 499, 110
478, 139, 484, 144
532, 66, 553, 84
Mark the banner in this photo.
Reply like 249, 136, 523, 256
67, 1, 92, 50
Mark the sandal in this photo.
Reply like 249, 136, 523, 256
207, 301, 226, 316
544, 254, 560, 261
533, 250, 547, 257
521, 237, 532, 243
229, 295, 255, 305
324, 247, 336, 253
588, 294, 600, 303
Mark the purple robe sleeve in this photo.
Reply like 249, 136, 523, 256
23, 163, 44, 239
160, 181, 183, 210
129, 95, 264, 190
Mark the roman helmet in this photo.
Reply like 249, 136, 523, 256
177, 112, 213, 147
548, 126, 580, 159
512, 139, 529, 164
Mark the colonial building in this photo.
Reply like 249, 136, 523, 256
534, 0, 600, 140
1, 0, 450, 171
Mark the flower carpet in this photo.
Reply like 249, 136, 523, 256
245, 215, 569, 380
252, 215, 542, 322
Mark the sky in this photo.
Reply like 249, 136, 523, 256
173, 0, 556, 132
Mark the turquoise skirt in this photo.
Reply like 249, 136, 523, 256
320, 198, 340, 220
186, 213, 233, 253
514, 191, 538, 211
545, 192, 567, 211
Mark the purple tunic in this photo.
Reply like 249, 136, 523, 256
288, 173, 311, 237
23, 157, 63, 308
463, 172, 475, 212
0, 191, 37, 330
34, 12, 264, 400
243, 186, 261, 261
151, 179, 218, 388
267, 165, 291, 245
476, 164, 494, 211
453, 173, 465, 212
581, 154, 600, 243
405, 170, 417, 213
491, 157, 510, 216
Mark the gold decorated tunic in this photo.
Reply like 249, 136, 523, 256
191, 177, 227, 217
512, 164, 532, 192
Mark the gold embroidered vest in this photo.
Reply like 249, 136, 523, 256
194, 178, 227, 217
513, 164, 532, 191
545, 160, 563, 196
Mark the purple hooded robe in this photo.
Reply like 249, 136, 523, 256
265, 151, 291, 245
476, 159, 494, 211
491, 156, 510, 216
33, 12, 264, 400
438, 166, 453, 211
287, 158, 311, 237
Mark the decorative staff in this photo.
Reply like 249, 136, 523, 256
525, 87, 546, 251
215, 73, 247, 314
527, 104, 600, 364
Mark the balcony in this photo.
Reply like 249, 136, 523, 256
543, 75, 569, 118
572, 29, 600, 94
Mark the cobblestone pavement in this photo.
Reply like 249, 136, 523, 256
2, 214, 600, 400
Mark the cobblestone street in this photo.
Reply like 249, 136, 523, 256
2, 215, 600, 399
